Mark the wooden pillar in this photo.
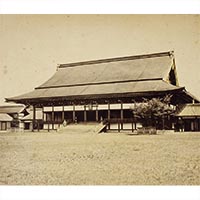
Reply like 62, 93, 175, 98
120, 101, 123, 130
52, 105, 54, 130
108, 101, 110, 129
183, 118, 185, 132
96, 103, 98, 122
48, 122, 50, 132
162, 115, 165, 130
32, 105, 36, 132
108, 101, 110, 120
37, 121, 40, 132
42, 106, 44, 121
62, 105, 65, 122
198, 118, 200, 131
118, 121, 120, 132
195, 117, 198, 131
41, 106, 44, 131
131, 121, 134, 132
84, 105, 87, 122
133, 113, 137, 130
134, 102, 137, 130
73, 103, 76, 122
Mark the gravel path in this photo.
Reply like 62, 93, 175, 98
0, 131, 200, 185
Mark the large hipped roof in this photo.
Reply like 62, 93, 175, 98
38, 52, 174, 89
6, 51, 197, 104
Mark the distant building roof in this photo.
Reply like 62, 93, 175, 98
177, 104, 200, 117
0, 113, 12, 121
0, 104, 26, 114
5, 51, 199, 105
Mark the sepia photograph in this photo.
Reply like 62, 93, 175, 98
0, 14, 200, 186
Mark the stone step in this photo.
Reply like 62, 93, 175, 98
58, 122, 102, 133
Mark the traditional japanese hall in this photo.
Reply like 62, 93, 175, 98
6, 51, 199, 131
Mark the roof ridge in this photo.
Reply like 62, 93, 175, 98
59, 51, 174, 68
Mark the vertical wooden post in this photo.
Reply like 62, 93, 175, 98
52, 105, 54, 130
131, 121, 134, 132
37, 121, 40, 132
73, 103, 76, 122
48, 121, 50, 132
96, 103, 98, 122
118, 121, 120, 132
42, 106, 44, 121
134, 102, 137, 130
108, 101, 110, 120
162, 115, 165, 130
32, 105, 36, 132
84, 104, 87, 122
62, 105, 65, 122
182, 118, 185, 132
120, 101, 123, 130
42, 106, 44, 130
108, 101, 110, 129
195, 117, 198, 131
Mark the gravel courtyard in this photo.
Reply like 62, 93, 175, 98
0, 130, 200, 185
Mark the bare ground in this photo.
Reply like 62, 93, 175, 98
0, 130, 200, 185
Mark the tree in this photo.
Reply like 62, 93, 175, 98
130, 95, 175, 128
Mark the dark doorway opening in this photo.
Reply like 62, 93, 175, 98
64, 111, 73, 121
110, 110, 120, 118
98, 110, 108, 121
87, 111, 96, 122
24, 122, 30, 130
76, 111, 84, 122
124, 109, 133, 118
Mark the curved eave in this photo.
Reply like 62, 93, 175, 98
6, 87, 185, 105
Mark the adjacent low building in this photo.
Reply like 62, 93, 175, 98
0, 104, 28, 131
0, 113, 12, 131
176, 103, 200, 132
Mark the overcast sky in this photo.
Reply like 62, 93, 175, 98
0, 15, 200, 105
